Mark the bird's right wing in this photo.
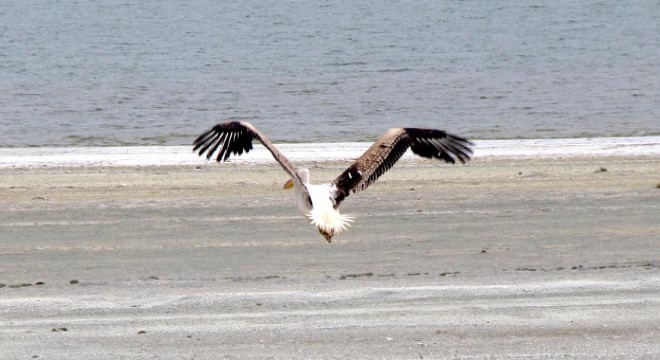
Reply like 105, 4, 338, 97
331, 127, 472, 205
193, 121, 305, 187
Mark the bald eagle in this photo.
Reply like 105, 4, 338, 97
194, 121, 472, 243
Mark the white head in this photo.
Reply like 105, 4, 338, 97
296, 168, 310, 183
283, 168, 310, 189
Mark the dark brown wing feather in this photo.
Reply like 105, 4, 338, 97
332, 127, 473, 205
405, 128, 473, 164
193, 121, 304, 186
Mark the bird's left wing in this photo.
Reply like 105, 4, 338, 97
193, 121, 305, 187
331, 127, 473, 205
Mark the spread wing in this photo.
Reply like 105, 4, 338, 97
331, 127, 473, 205
193, 121, 305, 187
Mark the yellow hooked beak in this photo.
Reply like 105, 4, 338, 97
283, 179, 294, 190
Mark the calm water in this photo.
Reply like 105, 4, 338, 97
1, 0, 658, 147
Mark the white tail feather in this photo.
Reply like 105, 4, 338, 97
306, 208, 353, 234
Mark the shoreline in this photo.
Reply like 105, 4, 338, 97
1, 136, 659, 168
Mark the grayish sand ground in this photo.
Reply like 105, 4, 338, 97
1, 157, 659, 359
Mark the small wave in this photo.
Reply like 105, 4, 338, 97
376, 68, 412, 73
327, 61, 368, 67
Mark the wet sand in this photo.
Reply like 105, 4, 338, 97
1, 156, 659, 359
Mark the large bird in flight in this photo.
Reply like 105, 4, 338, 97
193, 121, 473, 243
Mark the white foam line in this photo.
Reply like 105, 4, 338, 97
475, 136, 660, 158
1, 136, 659, 168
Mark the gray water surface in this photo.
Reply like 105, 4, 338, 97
1, 0, 658, 146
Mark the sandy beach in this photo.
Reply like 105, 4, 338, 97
1, 155, 659, 359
